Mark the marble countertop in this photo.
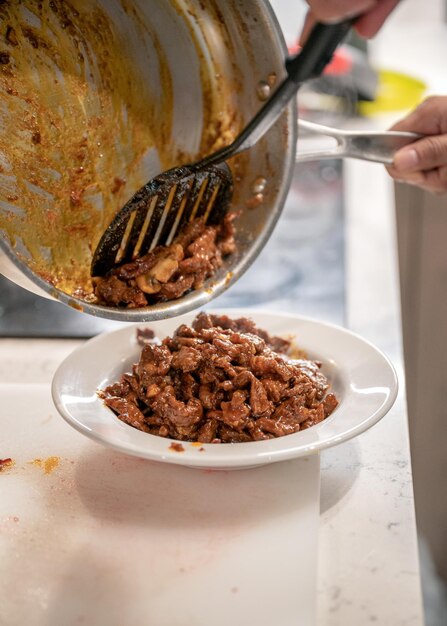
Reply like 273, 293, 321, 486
316, 157, 423, 625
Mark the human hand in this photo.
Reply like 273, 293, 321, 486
387, 96, 447, 194
301, 0, 401, 40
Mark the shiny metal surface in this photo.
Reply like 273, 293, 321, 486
296, 119, 420, 164
0, 159, 345, 336
0, 0, 296, 322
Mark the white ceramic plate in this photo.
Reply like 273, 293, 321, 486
52, 310, 398, 469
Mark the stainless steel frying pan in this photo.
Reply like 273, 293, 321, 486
0, 0, 296, 321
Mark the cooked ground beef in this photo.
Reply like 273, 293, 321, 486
93, 213, 237, 308
100, 313, 338, 443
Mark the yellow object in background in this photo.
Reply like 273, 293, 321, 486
359, 69, 426, 116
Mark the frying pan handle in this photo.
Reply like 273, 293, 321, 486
192, 20, 353, 170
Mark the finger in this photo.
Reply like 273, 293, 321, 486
300, 0, 398, 46
392, 134, 447, 173
304, 0, 376, 23
390, 96, 447, 135
386, 164, 425, 186
420, 165, 447, 194
300, 1, 377, 44
355, 0, 401, 37
387, 165, 447, 194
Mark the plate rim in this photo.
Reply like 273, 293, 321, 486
51, 309, 399, 468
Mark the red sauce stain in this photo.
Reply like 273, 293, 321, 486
169, 442, 184, 453
67, 299, 84, 312
0, 458, 14, 471
111, 176, 126, 194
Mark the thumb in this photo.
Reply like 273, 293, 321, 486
393, 135, 447, 172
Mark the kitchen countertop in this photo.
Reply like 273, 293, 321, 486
0, 155, 424, 624
317, 158, 423, 625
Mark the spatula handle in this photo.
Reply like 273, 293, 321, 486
193, 20, 352, 170
285, 21, 352, 84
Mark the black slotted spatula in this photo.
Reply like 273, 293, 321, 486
91, 21, 353, 278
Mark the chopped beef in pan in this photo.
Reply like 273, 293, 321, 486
100, 313, 338, 443
93, 213, 237, 308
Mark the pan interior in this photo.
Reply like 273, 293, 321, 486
0, 0, 294, 313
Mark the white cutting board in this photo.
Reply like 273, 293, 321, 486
0, 382, 320, 626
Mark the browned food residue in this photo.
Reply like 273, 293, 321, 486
245, 193, 264, 209
111, 176, 126, 194
169, 443, 185, 453
0, 0, 242, 300
0, 458, 14, 471
31, 456, 60, 474
225, 271, 234, 286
